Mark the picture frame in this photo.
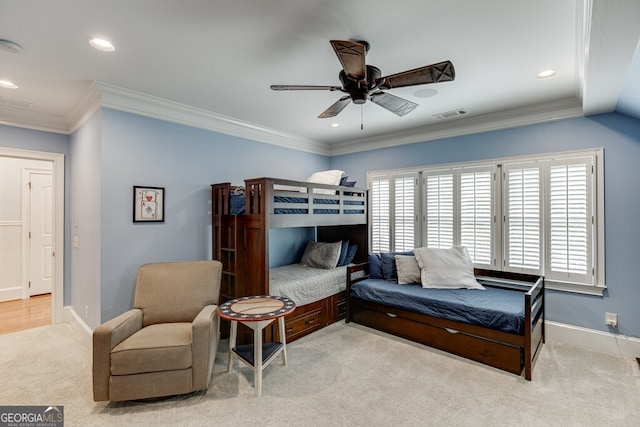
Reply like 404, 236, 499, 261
133, 186, 165, 223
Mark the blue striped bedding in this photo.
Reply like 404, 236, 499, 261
229, 194, 364, 215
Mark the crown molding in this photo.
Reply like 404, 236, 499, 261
0, 105, 69, 134
329, 97, 585, 156
93, 82, 330, 155
0, 83, 590, 158
67, 82, 102, 134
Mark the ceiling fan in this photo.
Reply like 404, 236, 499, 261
270, 40, 455, 119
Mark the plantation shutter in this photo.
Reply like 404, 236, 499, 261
546, 156, 594, 284
504, 163, 541, 272
460, 167, 494, 265
370, 178, 390, 252
393, 175, 417, 251
425, 172, 454, 248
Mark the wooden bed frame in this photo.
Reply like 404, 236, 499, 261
212, 178, 368, 343
346, 264, 545, 380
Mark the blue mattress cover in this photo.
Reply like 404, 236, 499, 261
350, 278, 525, 334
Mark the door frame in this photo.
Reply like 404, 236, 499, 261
1, 147, 64, 324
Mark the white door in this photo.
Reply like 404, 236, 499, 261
29, 172, 54, 296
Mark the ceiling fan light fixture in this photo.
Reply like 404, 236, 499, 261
0, 80, 18, 89
88, 37, 116, 52
415, 88, 438, 98
536, 69, 556, 79
271, 40, 455, 119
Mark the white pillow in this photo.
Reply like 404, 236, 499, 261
414, 246, 485, 290
395, 255, 421, 284
300, 241, 342, 269
306, 170, 344, 194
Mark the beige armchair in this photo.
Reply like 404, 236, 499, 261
93, 260, 222, 402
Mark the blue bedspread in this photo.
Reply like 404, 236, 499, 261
350, 278, 525, 334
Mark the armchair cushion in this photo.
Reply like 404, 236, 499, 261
110, 323, 192, 375
135, 261, 220, 327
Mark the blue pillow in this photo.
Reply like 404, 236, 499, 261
368, 253, 384, 279
380, 251, 414, 281
343, 244, 358, 265
337, 240, 350, 266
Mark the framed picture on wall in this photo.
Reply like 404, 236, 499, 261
133, 186, 165, 223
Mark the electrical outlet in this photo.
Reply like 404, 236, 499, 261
605, 312, 617, 327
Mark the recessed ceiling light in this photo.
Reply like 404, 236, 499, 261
0, 80, 18, 89
0, 39, 22, 54
330, 123, 340, 128
536, 70, 556, 79
88, 37, 116, 52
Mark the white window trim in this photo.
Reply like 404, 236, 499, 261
367, 148, 606, 296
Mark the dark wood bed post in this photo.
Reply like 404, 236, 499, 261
524, 292, 533, 381
243, 178, 270, 297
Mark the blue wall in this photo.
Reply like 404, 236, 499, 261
331, 112, 640, 336
98, 109, 330, 321
69, 111, 102, 327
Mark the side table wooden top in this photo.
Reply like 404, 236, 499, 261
218, 295, 295, 321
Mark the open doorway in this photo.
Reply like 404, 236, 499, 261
0, 147, 64, 333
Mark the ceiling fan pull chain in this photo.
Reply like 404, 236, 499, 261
361, 104, 364, 130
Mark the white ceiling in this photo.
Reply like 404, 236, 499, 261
1, 0, 639, 155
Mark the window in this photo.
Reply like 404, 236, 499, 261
545, 157, 593, 285
370, 178, 390, 253
503, 162, 541, 271
423, 166, 495, 266
368, 149, 604, 294
370, 173, 417, 253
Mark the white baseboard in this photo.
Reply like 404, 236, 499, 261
0, 286, 24, 303
546, 321, 640, 359
63, 305, 92, 349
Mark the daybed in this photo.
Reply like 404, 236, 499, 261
346, 254, 544, 380
212, 176, 368, 343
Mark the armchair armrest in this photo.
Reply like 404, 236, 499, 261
92, 309, 142, 401
191, 304, 219, 390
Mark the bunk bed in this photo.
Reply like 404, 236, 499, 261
212, 177, 368, 343
346, 262, 545, 380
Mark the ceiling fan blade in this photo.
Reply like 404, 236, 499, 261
318, 96, 351, 118
271, 85, 342, 91
370, 91, 418, 117
376, 60, 455, 90
330, 40, 367, 80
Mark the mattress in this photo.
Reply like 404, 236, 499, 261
350, 278, 526, 334
269, 263, 347, 306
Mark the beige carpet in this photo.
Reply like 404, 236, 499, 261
1, 321, 639, 426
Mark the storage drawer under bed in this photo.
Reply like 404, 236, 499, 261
284, 309, 323, 340
350, 299, 524, 375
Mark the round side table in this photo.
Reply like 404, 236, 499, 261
217, 295, 296, 396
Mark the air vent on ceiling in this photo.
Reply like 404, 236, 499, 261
433, 109, 466, 120
0, 96, 34, 110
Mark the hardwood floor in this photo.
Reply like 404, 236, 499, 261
0, 294, 51, 335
